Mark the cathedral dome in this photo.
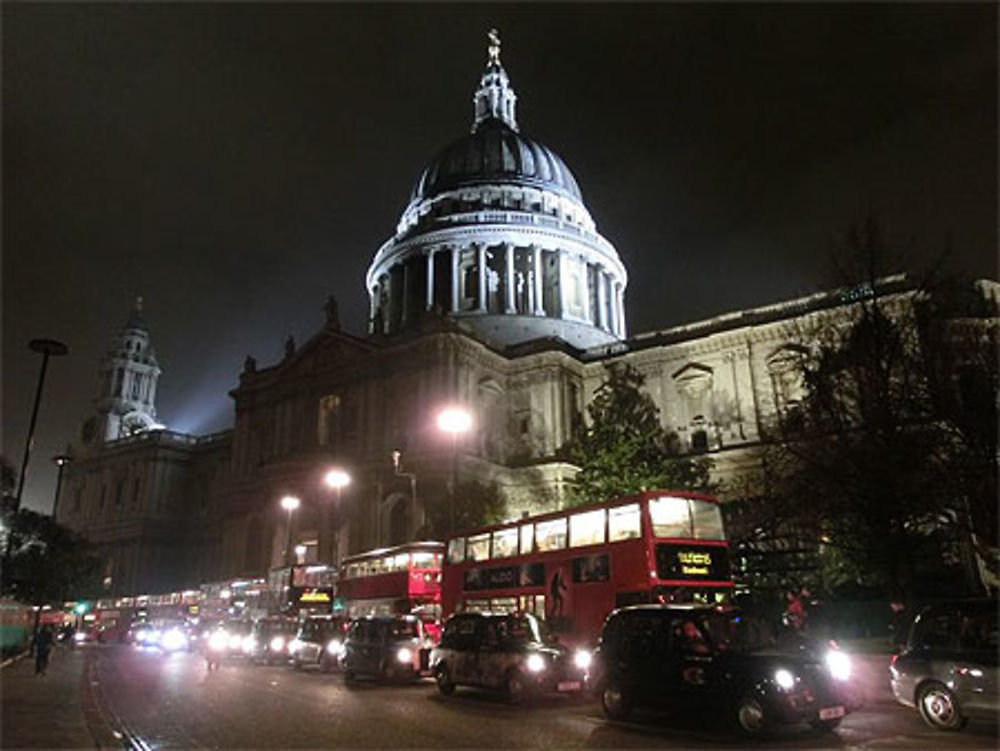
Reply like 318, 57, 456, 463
366, 31, 627, 351
411, 119, 583, 203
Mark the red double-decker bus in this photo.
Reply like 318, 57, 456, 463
441, 490, 733, 648
337, 542, 445, 625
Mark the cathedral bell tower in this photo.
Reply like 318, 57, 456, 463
82, 297, 164, 445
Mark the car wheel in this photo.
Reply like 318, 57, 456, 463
918, 682, 967, 731
735, 696, 768, 736
435, 665, 455, 695
600, 680, 632, 721
505, 670, 528, 704
809, 718, 842, 732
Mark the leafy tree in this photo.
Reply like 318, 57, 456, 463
2, 506, 104, 605
751, 220, 997, 601
425, 478, 507, 538
566, 363, 714, 505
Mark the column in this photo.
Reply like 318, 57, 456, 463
449, 245, 460, 312
476, 243, 487, 312
532, 245, 545, 315
616, 284, 626, 336
369, 282, 380, 332
400, 262, 410, 326
557, 250, 568, 318
597, 268, 608, 330
504, 242, 516, 313
580, 257, 592, 324
425, 247, 436, 310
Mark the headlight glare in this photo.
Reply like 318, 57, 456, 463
526, 653, 546, 673
774, 668, 795, 690
162, 629, 188, 652
573, 649, 592, 670
327, 639, 343, 655
396, 647, 413, 663
269, 636, 285, 652
825, 649, 852, 681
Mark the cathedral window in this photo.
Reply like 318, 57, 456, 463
317, 394, 341, 447
766, 345, 810, 430
673, 364, 715, 452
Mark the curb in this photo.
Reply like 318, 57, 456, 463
0, 650, 30, 669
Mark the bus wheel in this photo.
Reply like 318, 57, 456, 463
601, 680, 632, 721
435, 665, 455, 695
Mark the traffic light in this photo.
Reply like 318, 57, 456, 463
73, 602, 89, 615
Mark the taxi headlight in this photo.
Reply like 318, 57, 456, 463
228, 634, 243, 650
135, 629, 149, 643
526, 653, 546, 673
269, 636, 285, 652
73, 632, 87, 643
573, 650, 592, 670
242, 636, 256, 653
825, 649, 852, 681
288, 638, 302, 654
327, 639, 343, 655
396, 647, 413, 663
774, 668, 795, 691
208, 632, 228, 651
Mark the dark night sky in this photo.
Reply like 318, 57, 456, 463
4, 3, 997, 514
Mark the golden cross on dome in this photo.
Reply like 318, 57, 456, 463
487, 28, 501, 65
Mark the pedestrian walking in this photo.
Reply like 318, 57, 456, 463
32, 625, 54, 676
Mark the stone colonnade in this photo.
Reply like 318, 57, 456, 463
371, 242, 625, 336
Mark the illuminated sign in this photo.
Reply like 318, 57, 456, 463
299, 588, 332, 603
655, 544, 731, 581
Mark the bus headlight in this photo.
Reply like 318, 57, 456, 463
825, 650, 852, 681
526, 653, 546, 673
774, 668, 795, 691
573, 650, 592, 670
327, 639, 343, 655
269, 636, 285, 652
396, 647, 413, 663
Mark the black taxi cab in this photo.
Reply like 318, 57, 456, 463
340, 615, 431, 682
587, 604, 862, 735
430, 612, 589, 703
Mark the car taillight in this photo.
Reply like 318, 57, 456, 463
890, 653, 899, 667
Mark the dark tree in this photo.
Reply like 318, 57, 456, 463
2, 506, 104, 606
566, 363, 714, 505
426, 478, 507, 538
748, 221, 998, 601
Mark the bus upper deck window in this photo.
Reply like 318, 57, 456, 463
570, 509, 606, 547
447, 538, 466, 564
535, 518, 567, 552
690, 501, 725, 540
467, 533, 490, 561
608, 504, 641, 541
492, 528, 518, 558
393, 553, 410, 571
411, 552, 434, 569
520, 524, 534, 554
649, 496, 692, 538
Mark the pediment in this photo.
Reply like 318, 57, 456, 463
671, 362, 713, 383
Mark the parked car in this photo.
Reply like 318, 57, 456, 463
341, 615, 430, 682
431, 611, 588, 703
889, 598, 998, 730
244, 617, 298, 664
289, 615, 350, 671
587, 604, 862, 735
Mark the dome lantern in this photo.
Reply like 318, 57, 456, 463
472, 29, 518, 133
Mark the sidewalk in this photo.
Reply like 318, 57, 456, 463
1, 647, 100, 749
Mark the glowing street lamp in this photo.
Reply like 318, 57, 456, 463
280, 495, 301, 566
323, 469, 350, 565
436, 406, 472, 534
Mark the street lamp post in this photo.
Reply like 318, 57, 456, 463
436, 407, 472, 535
324, 469, 350, 566
280, 495, 301, 567
14, 338, 69, 511
51, 454, 72, 519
